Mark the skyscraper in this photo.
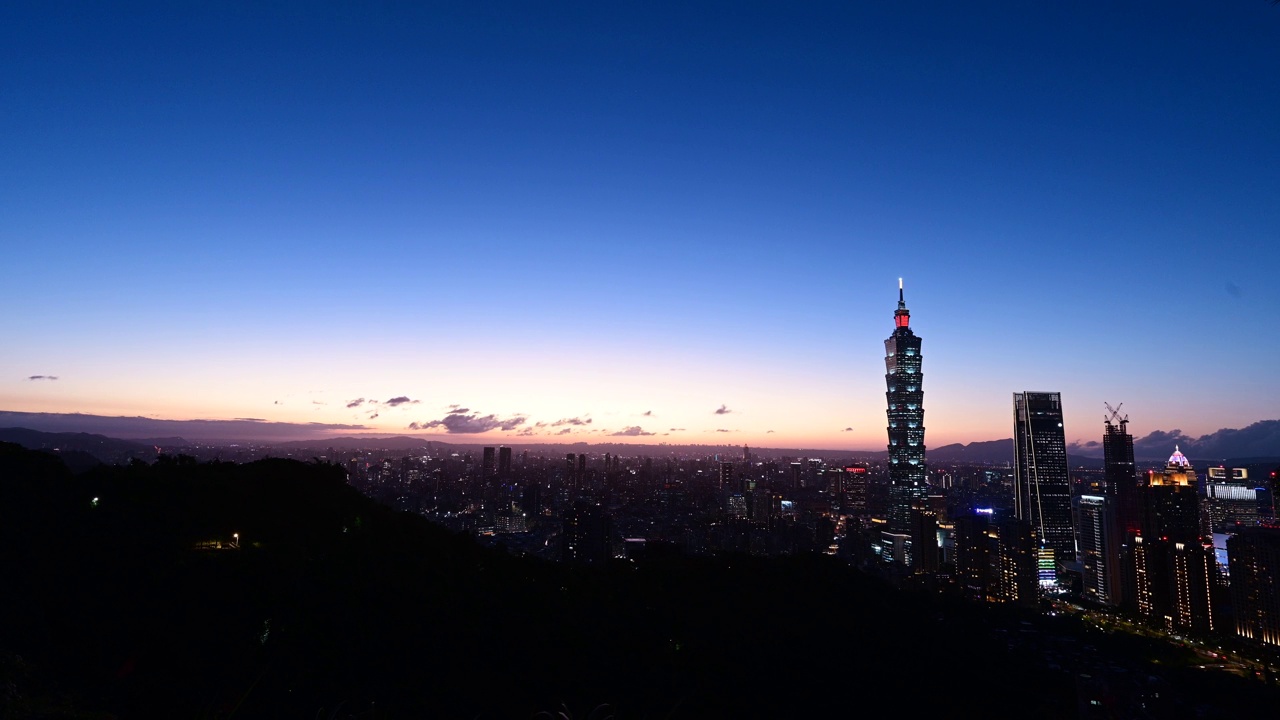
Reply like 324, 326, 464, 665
497, 446, 512, 477
1012, 391, 1073, 579
1104, 405, 1141, 611
1228, 527, 1280, 646
1134, 447, 1216, 632
482, 446, 496, 478
884, 279, 926, 564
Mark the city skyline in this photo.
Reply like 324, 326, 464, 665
3, 3, 1279, 450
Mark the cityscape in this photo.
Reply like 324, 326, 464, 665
4, 2, 1280, 718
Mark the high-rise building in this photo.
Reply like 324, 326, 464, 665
562, 500, 613, 564
884, 279, 927, 561
482, 446, 496, 478
1134, 447, 1216, 633
719, 461, 734, 492
1228, 527, 1280, 646
1103, 406, 1141, 611
1204, 466, 1257, 532
497, 446, 512, 477
954, 510, 1037, 607
1078, 494, 1118, 605
1012, 391, 1074, 577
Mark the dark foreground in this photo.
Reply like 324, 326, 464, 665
2, 443, 1276, 718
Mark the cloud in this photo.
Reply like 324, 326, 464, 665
384, 396, 418, 407
27, 375, 58, 381
447, 407, 470, 415
766, 430, 775, 434
368, 412, 379, 420
312, 401, 326, 406
551, 417, 592, 427
716, 428, 733, 433
517, 428, 535, 436
642, 410, 653, 416
843, 427, 853, 432
669, 428, 686, 432
408, 410, 528, 434
556, 428, 572, 435
346, 398, 365, 408
611, 426, 655, 436
1066, 420, 1280, 460
714, 404, 732, 415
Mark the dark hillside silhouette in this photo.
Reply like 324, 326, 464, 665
2, 442, 1276, 718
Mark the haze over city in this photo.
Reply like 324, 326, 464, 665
3, 2, 1278, 451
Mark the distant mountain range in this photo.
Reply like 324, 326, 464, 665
1, 412, 1277, 467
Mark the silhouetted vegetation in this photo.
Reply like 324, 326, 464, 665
2, 442, 1277, 718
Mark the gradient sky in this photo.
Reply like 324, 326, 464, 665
3, 2, 1278, 450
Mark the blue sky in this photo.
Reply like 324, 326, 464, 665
2, 2, 1278, 449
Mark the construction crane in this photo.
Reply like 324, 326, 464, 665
1104, 401, 1127, 426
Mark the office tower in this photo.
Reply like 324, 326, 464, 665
743, 445, 750, 462
482, 447, 496, 478
1078, 494, 1119, 605
497, 446, 512, 477
1134, 447, 1216, 632
845, 465, 869, 516
1228, 527, 1280, 646
719, 461, 734, 492
884, 279, 927, 562
1205, 466, 1257, 532
566, 453, 578, 490
1012, 391, 1074, 578
1103, 406, 1141, 610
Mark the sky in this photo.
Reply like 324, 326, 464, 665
2, 2, 1279, 451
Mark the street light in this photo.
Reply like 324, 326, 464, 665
232, 532, 240, 549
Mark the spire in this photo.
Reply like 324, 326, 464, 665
894, 278, 910, 328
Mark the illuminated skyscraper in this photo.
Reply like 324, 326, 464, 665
1134, 447, 1216, 632
1012, 391, 1074, 578
1228, 527, 1280, 646
884, 279, 926, 564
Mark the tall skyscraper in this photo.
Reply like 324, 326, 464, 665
1012, 391, 1074, 579
1104, 405, 1141, 611
481, 446, 496, 478
1134, 447, 1216, 632
497, 446, 512, 477
884, 279, 926, 563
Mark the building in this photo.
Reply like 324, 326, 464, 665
1134, 447, 1216, 633
497, 446, 512, 477
1204, 466, 1257, 532
884, 279, 927, 563
481, 446, 496, 478
719, 461, 735, 492
562, 500, 613, 564
1012, 391, 1074, 579
1078, 494, 1119, 605
1103, 407, 1142, 611
954, 510, 1037, 607
1228, 527, 1280, 646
